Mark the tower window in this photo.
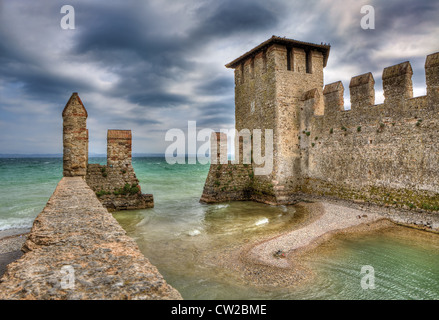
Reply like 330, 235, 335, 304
287, 47, 292, 71
306, 50, 312, 74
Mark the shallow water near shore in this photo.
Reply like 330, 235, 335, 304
115, 207, 439, 300
1, 157, 438, 299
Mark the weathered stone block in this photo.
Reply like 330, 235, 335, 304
383, 61, 413, 105
349, 72, 375, 111
323, 81, 344, 116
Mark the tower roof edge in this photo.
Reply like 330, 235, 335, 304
225, 36, 331, 69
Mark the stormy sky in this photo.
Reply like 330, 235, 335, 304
1, 0, 438, 155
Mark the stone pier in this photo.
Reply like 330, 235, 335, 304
0, 177, 181, 300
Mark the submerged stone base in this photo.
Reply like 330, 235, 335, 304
0, 177, 181, 300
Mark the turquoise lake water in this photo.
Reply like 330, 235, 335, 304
0, 157, 438, 299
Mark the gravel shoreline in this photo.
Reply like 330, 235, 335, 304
215, 199, 439, 288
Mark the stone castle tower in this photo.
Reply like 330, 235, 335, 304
226, 36, 330, 203
201, 36, 439, 212
62, 93, 153, 210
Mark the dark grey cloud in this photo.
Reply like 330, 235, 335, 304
0, 0, 438, 154
190, 0, 281, 38
195, 75, 234, 96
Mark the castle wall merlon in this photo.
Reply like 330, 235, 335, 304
323, 81, 344, 117
349, 72, 375, 111
383, 61, 413, 106
426, 52, 439, 103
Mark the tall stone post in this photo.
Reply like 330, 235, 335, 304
107, 130, 132, 168
62, 92, 88, 177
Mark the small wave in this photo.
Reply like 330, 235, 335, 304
255, 218, 269, 226
135, 217, 151, 227
188, 229, 201, 236
15, 207, 37, 216
0, 219, 33, 231
215, 204, 229, 209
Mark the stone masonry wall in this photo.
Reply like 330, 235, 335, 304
86, 163, 153, 211
234, 46, 278, 204
200, 133, 275, 204
0, 177, 181, 300
300, 53, 439, 212
274, 45, 325, 202
233, 42, 326, 204
85, 130, 153, 211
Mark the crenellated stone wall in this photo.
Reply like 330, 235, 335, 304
301, 56, 439, 211
202, 36, 439, 214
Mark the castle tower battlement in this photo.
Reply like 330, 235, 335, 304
201, 37, 439, 213
223, 36, 331, 204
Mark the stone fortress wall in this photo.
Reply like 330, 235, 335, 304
201, 36, 439, 213
63, 93, 153, 210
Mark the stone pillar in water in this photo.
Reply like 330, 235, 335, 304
62, 92, 88, 177
107, 130, 132, 169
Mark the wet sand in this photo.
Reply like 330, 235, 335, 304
0, 228, 29, 278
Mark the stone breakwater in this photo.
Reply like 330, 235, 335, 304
0, 177, 181, 300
